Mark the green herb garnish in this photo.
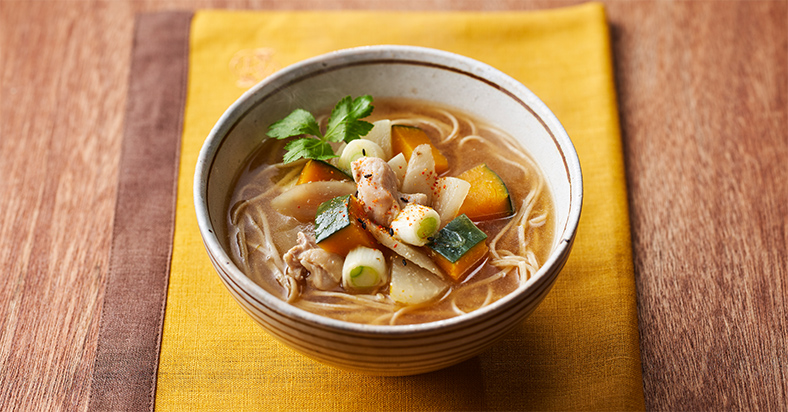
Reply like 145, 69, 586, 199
267, 95, 374, 163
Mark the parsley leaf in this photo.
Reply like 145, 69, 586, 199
324, 95, 374, 143
267, 108, 321, 139
266, 95, 374, 163
282, 138, 335, 164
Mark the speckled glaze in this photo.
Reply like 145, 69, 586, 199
194, 46, 583, 376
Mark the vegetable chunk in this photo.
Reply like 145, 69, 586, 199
456, 164, 515, 221
432, 176, 471, 226
364, 119, 393, 159
401, 144, 437, 204
270, 181, 356, 222
387, 153, 408, 186
314, 195, 378, 256
428, 214, 488, 281
390, 258, 447, 305
296, 159, 352, 185
390, 125, 449, 174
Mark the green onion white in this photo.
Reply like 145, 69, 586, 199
338, 139, 385, 172
391, 204, 441, 246
342, 246, 388, 292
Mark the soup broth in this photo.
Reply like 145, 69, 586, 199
227, 98, 554, 325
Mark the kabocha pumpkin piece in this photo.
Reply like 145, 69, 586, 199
456, 164, 515, 221
428, 214, 488, 281
390, 125, 449, 174
296, 159, 352, 185
314, 194, 378, 256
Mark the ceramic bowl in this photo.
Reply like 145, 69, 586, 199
194, 45, 582, 376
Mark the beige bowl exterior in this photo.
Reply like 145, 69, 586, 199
194, 45, 582, 376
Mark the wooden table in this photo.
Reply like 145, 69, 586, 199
1, 0, 785, 410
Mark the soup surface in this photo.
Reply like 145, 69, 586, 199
226, 98, 554, 325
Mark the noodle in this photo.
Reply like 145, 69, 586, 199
450, 300, 467, 316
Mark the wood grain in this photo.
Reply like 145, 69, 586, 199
0, 2, 129, 410
0, 0, 785, 411
608, 1, 788, 410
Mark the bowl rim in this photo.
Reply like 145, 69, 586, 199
194, 44, 583, 336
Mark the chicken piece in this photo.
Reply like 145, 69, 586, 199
351, 156, 403, 226
283, 232, 343, 290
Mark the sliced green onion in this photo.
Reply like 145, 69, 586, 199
342, 246, 388, 292
390, 204, 441, 246
338, 139, 385, 172
417, 216, 438, 239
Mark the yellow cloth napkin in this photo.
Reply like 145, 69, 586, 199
158, 3, 645, 410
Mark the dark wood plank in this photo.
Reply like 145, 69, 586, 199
607, 1, 788, 410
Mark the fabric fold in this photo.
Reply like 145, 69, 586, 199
88, 11, 192, 412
